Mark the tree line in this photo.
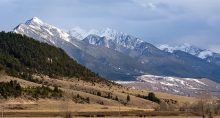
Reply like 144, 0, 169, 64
0, 80, 62, 99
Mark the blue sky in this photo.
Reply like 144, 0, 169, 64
1, 0, 220, 52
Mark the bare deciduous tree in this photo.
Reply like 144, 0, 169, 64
195, 92, 216, 118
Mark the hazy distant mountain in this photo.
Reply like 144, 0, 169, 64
158, 44, 220, 66
14, 17, 220, 82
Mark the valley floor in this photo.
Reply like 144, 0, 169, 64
1, 111, 220, 118
1, 100, 218, 118
1, 73, 218, 118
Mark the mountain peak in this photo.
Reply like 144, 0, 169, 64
32, 16, 41, 21
25, 17, 43, 25
101, 27, 117, 34
14, 17, 71, 43
99, 27, 120, 39
69, 27, 124, 40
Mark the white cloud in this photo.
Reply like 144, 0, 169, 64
210, 46, 220, 54
132, 0, 220, 16
137, 2, 157, 10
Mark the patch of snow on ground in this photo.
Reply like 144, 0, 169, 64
160, 82, 176, 87
116, 74, 219, 98
136, 74, 208, 90
115, 81, 138, 84
173, 89, 180, 93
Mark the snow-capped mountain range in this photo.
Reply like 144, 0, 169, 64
13, 17, 220, 83
158, 44, 213, 59
70, 27, 146, 53
14, 17, 148, 81
69, 27, 129, 41
158, 44, 220, 65
71, 27, 220, 66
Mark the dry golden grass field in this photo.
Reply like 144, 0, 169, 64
1, 73, 219, 117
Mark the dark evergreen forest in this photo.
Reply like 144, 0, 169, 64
0, 32, 108, 83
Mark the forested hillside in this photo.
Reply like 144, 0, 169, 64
0, 32, 107, 83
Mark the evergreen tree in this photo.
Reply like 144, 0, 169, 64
86, 97, 90, 104
97, 92, 101, 96
148, 92, 160, 103
127, 95, 130, 102
53, 85, 59, 92
115, 96, 119, 101
77, 94, 80, 98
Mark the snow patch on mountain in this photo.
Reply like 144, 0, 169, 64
69, 27, 88, 40
157, 43, 214, 60
69, 27, 120, 40
69, 27, 145, 50
26, 17, 43, 25
14, 17, 71, 43
198, 50, 213, 59
156, 44, 175, 53
137, 75, 207, 88
116, 74, 220, 97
